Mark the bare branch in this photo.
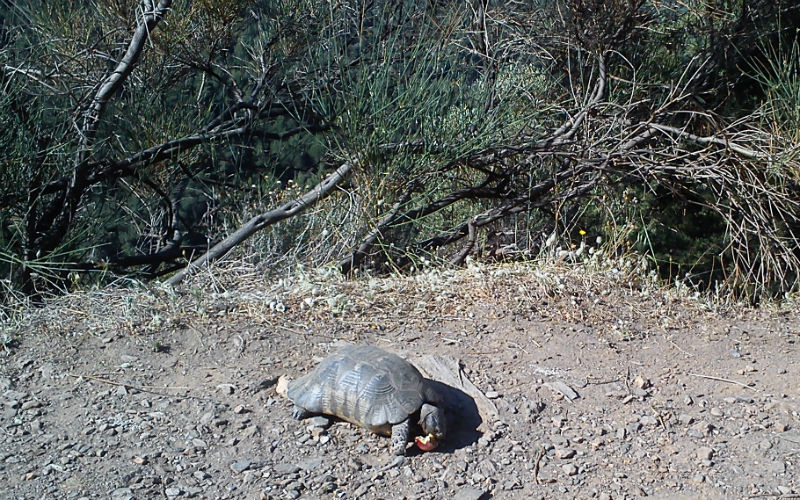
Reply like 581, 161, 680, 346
166, 160, 355, 286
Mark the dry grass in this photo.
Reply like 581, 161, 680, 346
5, 250, 781, 353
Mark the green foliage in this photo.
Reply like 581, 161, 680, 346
1, 0, 799, 303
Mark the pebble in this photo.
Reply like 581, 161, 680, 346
639, 415, 658, 426
633, 376, 650, 389
692, 421, 713, 435
454, 486, 488, 500
485, 391, 500, 399
216, 384, 236, 395
273, 463, 301, 475
626, 422, 642, 434
165, 486, 183, 497
20, 400, 42, 410
230, 460, 251, 473
695, 446, 714, 460
562, 463, 578, 476
306, 416, 331, 428
555, 448, 576, 459
110, 488, 134, 500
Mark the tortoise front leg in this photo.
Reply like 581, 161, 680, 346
390, 419, 410, 456
291, 405, 312, 420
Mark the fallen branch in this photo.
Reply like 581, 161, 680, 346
166, 159, 355, 286
66, 372, 188, 391
689, 373, 758, 391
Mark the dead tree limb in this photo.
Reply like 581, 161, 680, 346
34, 0, 174, 254
166, 159, 355, 286
339, 182, 417, 275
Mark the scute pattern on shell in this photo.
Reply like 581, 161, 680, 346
287, 345, 427, 431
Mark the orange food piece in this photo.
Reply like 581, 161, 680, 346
414, 433, 439, 451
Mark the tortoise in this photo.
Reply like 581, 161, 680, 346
287, 344, 446, 456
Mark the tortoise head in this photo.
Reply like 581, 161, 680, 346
414, 403, 446, 451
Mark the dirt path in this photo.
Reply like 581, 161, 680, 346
1, 264, 798, 499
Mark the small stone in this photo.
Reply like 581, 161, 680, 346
633, 376, 650, 390
692, 473, 705, 483
115, 385, 128, 397
626, 422, 642, 434
777, 486, 794, 495
562, 463, 578, 476
453, 486, 488, 500
306, 416, 331, 428
216, 384, 236, 395
165, 486, 183, 497
695, 446, 714, 460
692, 421, 713, 435
768, 461, 786, 474
230, 460, 251, 473
709, 407, 723, 417
274, 462, 301, 475
110, 488, 134, 500
233, 404, 248, 414
555, 448, 576, 459
678, 414, 694, 425
640, 415, 658, 426
132, 456, 148, 465
485, 391, 500, 399
775, 422, 790, 432
20, 400, 42, 411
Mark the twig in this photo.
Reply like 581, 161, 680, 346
532, 445, 545, 484
67, 372, 190, 395
669, 339, 694, 357
689, 373, 758, 391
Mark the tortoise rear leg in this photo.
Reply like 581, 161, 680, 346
390, 419, 410, 456
291, 404, 312, 420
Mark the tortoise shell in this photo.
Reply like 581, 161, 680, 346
287, 344, 439, 434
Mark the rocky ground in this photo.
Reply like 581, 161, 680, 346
1, 263, 798, 500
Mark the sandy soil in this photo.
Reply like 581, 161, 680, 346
1, 263, 798, 499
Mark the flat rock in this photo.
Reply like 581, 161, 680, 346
306, 416, 331, 428
453, 486, 488, 500
273, 462, 301, 475
230, 459, 251, 473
